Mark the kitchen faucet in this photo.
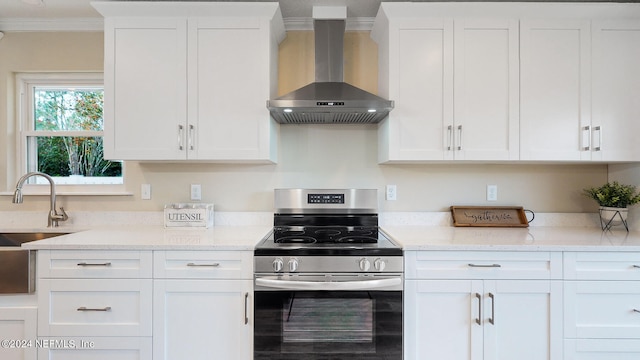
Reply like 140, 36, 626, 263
13, 172, 69, 227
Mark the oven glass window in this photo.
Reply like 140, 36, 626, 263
283, 297, 373, 343
255, 291, 402, 360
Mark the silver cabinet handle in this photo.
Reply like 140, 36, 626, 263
188, 124, 195, 151
77, 262, 112, 267
244, 292, 249, 325
475, 293, 482, 325
447, 125, 453, 150
633, 309, 640, 313
468, 263, 502, 268
593, 125, 602, 151
77, 306, 111, 312
178, 124, 184, 150
583, 125, 591, 150
187, 262, 220, 267
489, 293, 495, 325
457, 125, 463, 150
633, 265, 640, 269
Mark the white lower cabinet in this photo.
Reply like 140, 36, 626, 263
152, 251, 253, 360
37, 337, 152, 360
564, 252, 640, 359
405, 279, 562, 360
153, 279, 252, 360
404, 251, 563, 360
0, 307, 37, 360
36, 250, 153, 360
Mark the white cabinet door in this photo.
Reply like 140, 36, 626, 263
189, 18, 277, 162
153, 279, 252, 360
404, 280, 479, 360
103, 17, 188, 160
520, 20, 591, 161
0, 307, 37, 360
453, 19, 519, 161
592, 20, 640, 162
376, 17, 454, 162
484, 280, 563, 360
376, 15, 518, 162
405, 279, 562, 360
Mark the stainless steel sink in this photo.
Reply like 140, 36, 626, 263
0, 232, 69, 294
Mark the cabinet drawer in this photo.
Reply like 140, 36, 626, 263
564, 252, 640, 280
565, 339, 640, 360
405, 251, 562, 280
564, 281, 640, 339
154, 251, 253, 279
37, 337, 152, 360
38, 279, 152, 337
38, 250, 153, 279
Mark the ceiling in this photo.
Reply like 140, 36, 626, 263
1, 0, 639, 31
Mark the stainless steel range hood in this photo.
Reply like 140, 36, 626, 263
267, 18, 394, 124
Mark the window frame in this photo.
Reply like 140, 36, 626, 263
15, 72, 128, 196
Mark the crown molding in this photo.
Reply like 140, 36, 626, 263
0, 16, 374, 32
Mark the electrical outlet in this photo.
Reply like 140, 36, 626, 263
386, 185, 397, 201
487, 185, 498, 201
141, 184, 151, 200
191, 184, 202, 201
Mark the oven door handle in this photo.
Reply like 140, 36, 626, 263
255, 277, 401, 291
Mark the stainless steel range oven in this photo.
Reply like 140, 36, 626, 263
254, 189, 403, 360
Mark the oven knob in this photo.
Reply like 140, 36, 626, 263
374, 258, 386, 271
288, 258, 299, 272
359, 258, 371, 271
272, 258, 284, 272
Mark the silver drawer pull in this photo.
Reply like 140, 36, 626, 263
632, 265, 640, 269
77, 306, 111, 312
634, 309, 640, 313
77, 262, 112, 267
468, 263, 502, 268
187, 263, 220, 267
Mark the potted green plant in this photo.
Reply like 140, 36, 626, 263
583, 181, 640, 229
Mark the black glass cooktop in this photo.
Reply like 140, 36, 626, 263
254, 226, 402, 256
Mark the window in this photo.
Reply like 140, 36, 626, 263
16, 73, 124, 190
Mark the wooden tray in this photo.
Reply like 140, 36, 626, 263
450, 206, 529, 227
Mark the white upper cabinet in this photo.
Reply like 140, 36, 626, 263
374, 3, 640, 163
453, 19, 519, 161
520, 20, 592, 161
373, 15, 454, 162
592, 20, 640, 162
94, 2, 284, 162
373, 4, 519, 162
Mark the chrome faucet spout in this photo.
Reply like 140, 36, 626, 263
13, 172, 69, 227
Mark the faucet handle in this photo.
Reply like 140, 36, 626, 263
56, 207, 69, 222
49, 207, 69, 227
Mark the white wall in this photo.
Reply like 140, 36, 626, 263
0, 31, 621, 216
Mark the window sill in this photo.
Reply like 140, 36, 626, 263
1, 185, 133, 197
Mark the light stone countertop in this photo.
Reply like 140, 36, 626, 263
382, 226, 640, 252
21, 225, 272, 251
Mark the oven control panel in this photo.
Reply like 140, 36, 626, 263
307, 193, 344, 204
255, 256, 403, 274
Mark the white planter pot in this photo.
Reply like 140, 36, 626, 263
599, 206, 629, 229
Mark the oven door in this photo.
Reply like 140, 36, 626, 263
254, 274, 402, 360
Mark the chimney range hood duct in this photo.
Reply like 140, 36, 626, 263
267, 19, 394, 124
